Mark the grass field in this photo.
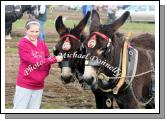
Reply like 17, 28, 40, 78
13, 19, 155, 36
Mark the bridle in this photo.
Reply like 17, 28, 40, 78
60, 33, 79, 43
85, 31, 114, 67
59, 33, 80, 68
59, 33, 86, 69
58, 33, 87, 84
85, 32, 154, 96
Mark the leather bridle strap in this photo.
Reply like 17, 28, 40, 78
60, 34, 79, 42
91, 32, 110, 42
91, 32, 112, 47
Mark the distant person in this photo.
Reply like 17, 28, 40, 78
107, 5, 118, 23
82, 5, 92, 17
82, 5, 92, 31
37, 5, 48, 41
13, 19, 63, 109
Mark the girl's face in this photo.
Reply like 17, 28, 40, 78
26, 24, 40, 41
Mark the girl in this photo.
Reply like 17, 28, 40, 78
13, 19, 63, 109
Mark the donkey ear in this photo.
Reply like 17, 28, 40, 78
73, 11, 91, 34
90, 10, 100, 33
108, 11, 130, 32
55, 16, 67, 35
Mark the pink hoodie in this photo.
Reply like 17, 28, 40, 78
16, 37, 56, 90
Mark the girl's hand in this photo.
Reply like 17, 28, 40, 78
47, 56, 57, 64
56, 55, 63, 62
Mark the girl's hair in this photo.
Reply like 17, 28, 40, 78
25, 19, 40, 30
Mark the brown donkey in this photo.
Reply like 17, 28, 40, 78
83, 10, 155, 109
53, 11, 90, 84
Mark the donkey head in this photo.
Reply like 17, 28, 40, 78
83, 10, 130, 90
54, 11, 90, 84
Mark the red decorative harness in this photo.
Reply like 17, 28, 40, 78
87, 32, 112, 48
60, 34, 79, 51
60, 34, 79, 42
91, 32, 110, 41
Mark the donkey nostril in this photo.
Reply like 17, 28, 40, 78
61, 74, 75, 84
85, 76, 95, 85
69, 75, 75, 82
91, 77, 94, 81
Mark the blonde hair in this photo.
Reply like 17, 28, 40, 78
25, 19, 40, 30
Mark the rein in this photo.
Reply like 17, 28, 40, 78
98, 69, 154, 93
98, 70, 154, 80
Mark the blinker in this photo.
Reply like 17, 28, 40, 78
62, 37, 71, 51
87, 34, 96, 48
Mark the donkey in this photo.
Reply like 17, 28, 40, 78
131, 33, 155, 50
83, 10, 155, 109
5, 5, 38, 39
53, 11, 90, 85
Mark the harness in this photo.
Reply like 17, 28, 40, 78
59, 33, 87, 84
85, 31, 128, 92
85, 31, 112, 66
89, 32, 130, 94
59, 33, 80, 68
86, 31, 154, 95
85, 31, 155, 107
